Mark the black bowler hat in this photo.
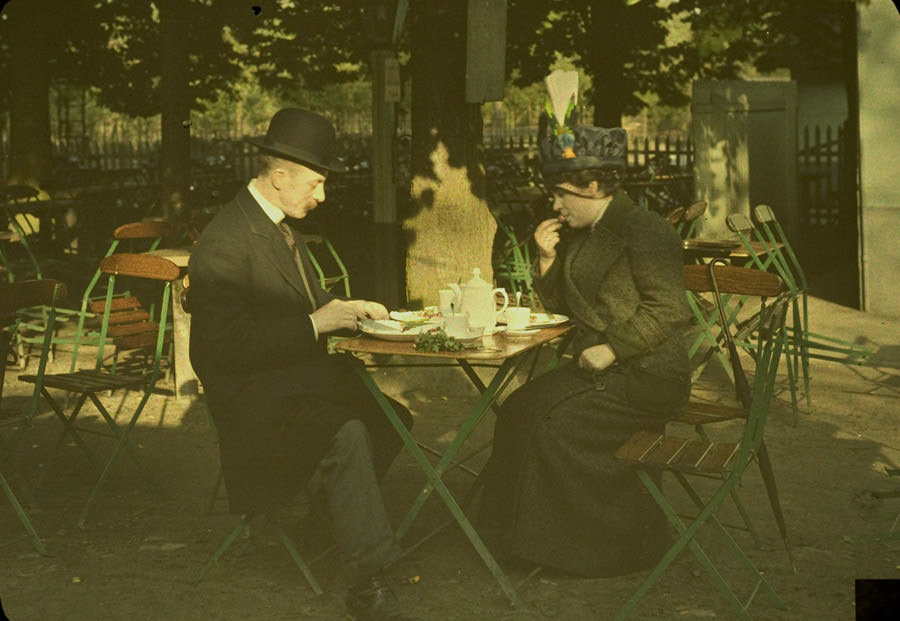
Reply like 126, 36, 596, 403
245, 108, 346, 173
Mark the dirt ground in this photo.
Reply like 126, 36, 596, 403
3, 295, 900, 620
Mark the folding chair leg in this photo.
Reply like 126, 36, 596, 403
617, 468, 785, 620
195, 516, 323, 595
195, 520, 246, 583
0, 469, 50, 556
756, 442, 796, 573
274, 522, 323, 595
35, 390, 100, 488
77, 391, 165, 527
672, 474, 786, 614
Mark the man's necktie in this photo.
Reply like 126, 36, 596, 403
277, 221, 318, 311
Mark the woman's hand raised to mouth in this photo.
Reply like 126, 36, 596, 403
535, 217, 564, 276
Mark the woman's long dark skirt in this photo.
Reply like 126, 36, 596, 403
478, 362, 676, 577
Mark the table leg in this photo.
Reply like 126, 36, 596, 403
352, 363, 525, 608
398, 357, 527, 538
171, 278, 199, 398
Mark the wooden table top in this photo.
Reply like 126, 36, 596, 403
683, 238, 783, 259
334, 324, 572, 361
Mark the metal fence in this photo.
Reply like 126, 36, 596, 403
798, 123, 849, 229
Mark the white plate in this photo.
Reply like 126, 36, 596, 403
359, 319, 438, 342
502, 328, 542, 338
447, 329, 484, 346
528, 313, 569, 328
389, 309, 442, 324
497, 312, 570, 329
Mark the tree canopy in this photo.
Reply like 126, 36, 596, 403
505, 0, 861, 126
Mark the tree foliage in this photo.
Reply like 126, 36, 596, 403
507, 0, 686, 126
505, 0, 861, 126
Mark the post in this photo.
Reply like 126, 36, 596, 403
369, 25, 403, 307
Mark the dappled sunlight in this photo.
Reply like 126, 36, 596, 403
405, 140, 496, 307
692, 83, 751, 239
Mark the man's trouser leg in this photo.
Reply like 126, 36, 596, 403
318, 419, 401, 585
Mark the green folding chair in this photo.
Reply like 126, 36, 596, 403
1, 278, 66, 555
726, 213, 803, 420
752, 204, 876, 370
679, 262, 795, 569
0, 185, 44, 282
615, 259, 790, 620
19, 253, 179, 527
15, 220, 174, 373
298, 233, 351, 297
486, 181, 543, 303
676, 200, 708, 239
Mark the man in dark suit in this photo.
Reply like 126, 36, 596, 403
189, 108, 417, 620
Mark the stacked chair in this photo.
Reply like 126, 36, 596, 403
18, 253, 179, 527
1, 278, 66, 554
614, 259, 792, 619
726, 207, 877, 419
14, 220, 174, 373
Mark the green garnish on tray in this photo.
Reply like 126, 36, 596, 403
413, 329, 464, 352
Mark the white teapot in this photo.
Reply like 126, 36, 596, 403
448, 268, 509, 333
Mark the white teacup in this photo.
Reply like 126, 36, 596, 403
505, 307, 531, 331
443, 313, 469, 339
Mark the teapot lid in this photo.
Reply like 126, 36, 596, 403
462, 267, 491, 289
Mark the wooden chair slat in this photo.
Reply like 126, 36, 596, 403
614, 431, 664, 464
100, 253, 180, 282
88, 296, 142, 314
106, 310, 151, 325
683, 264, 783, 297
107, 321, 157, 338
674, 401, 745, 426
669, 439, 714, 472
695, 442, 741, 473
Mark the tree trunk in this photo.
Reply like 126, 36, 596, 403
586, 0, 627, 127
6, 0, 52, 188
158, 0, 192, 223
405, 0, 496, 308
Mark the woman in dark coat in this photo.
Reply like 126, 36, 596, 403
478, 116, 693, 577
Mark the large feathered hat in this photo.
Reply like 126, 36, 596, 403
538, 70, 627, 175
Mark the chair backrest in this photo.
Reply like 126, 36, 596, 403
99, 253, 181, 281
753, 204, 807, 291
94, 253, 179, 371
683, 263, 783, 298
113, 220, 174, 242
0, 184, 39, 203
1, 279, 68, 321
686, 260, 788, 453
1, 279, 67, 412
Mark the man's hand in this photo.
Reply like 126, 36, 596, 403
311, 299, 363, 334
578, 344, 617, 373
348, 299, 389, 320
534, 218, 562, 275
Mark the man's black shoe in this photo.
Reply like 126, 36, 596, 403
345, 575, 419, 620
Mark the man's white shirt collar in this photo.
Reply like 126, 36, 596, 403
248, 180, 285, 225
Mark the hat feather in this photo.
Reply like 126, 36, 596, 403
544, 70, 579, 128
